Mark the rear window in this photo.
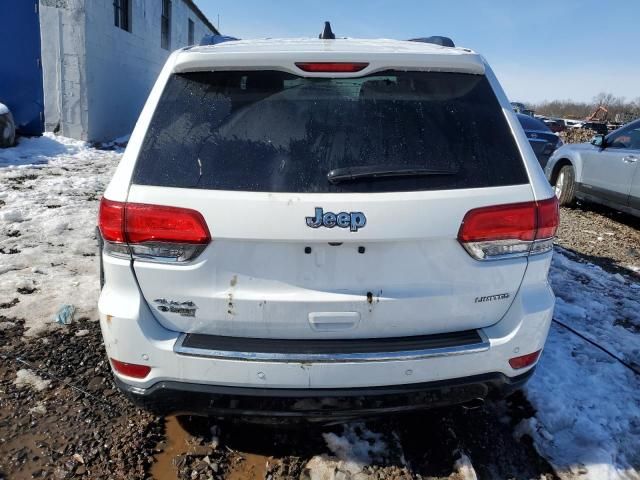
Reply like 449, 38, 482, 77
133, 70, 528, 193
517, 114, 551, 132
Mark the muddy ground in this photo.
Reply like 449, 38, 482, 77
0, 317, 554, 480
0, 200, 637, 480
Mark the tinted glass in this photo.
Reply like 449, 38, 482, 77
607, 120, 640, 149
517, 114, 550, 132
133, 70, 528, 193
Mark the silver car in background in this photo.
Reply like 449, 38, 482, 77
545, 118, 640, 216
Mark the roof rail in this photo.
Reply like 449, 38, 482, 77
408, 36, 455, 48
199, 34, 240, 46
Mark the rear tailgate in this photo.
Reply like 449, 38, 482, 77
125, 65, 533, 339
128, 185, 532, 339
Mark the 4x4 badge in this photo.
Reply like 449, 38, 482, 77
306, 207, 366, 232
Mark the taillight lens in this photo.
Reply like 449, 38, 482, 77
98, 198, 125, 242
110, 358, 151, 379
125, 203, 210, 244
295, 62, 369, 73
457, 202, 537, 243
536, 197, 559, 239
458, 197, 559, 260
98, 198, 211, 263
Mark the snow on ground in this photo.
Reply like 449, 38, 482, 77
14, 368, 51, 391
305, 423, 391, 479
0, 133, 87, 167
551, 249, 640, 365
0, 133, 121, 335
305, 422, 477, 480
524, 248, 640, 480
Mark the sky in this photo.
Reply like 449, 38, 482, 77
194, 0, 639, 105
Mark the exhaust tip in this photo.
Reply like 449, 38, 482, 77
461, 398, 485, 410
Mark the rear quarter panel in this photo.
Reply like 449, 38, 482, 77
545, 145, 586, 183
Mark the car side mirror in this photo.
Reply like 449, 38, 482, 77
591, 134, 606, 148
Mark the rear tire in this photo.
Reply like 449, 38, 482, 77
554, 164, 576, 206
0, 110, 16, 148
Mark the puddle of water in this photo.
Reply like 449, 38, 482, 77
0, 433, 51, 480
150, 416, 270, 480
150, 416, 194, 480
227, 452, 269, 480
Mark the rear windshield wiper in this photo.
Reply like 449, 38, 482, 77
327, 165, 459, 184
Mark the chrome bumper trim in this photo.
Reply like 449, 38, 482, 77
173, 331, 490, 363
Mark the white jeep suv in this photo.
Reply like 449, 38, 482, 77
97, 35, 558, 421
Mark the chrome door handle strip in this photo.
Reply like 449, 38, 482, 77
622, 156, 638, 163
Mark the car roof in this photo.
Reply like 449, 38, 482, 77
516, 113, 551, 132
186, 38, 476, 55
174, 38, 485, 76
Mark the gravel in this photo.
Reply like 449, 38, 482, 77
0, 318, 162, 479
0, 315, 555, 479
556, 202, 640, 277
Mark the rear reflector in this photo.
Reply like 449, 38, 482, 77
98, 198, 211, 263
110, 358, 151, 379
295, 62, 369, 73
458, 197, 559, 260
509, 350, 541, 370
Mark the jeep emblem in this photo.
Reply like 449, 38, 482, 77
306, 207, 366, 232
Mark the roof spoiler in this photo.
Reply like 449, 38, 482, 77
408, 36, 455, 48
199, 34, 240, 46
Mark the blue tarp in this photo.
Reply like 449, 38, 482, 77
0, 1, 44, 136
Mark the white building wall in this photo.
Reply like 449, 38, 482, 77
40, 0, 90, 140
84, 0, 217, 142
40, 0, 217, 142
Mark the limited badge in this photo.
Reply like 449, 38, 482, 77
475, 293, 510, 303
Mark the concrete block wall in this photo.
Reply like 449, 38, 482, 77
85, 0, 216, 141
40, 0, 217, 142
40, 0, 89, 140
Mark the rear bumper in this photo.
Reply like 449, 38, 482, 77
98, 253, 554, 412
114, 369, 535, 422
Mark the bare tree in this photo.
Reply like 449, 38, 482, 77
593, 92, 616, 107
530, 93, 639, 121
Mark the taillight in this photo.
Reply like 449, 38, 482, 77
125, 203, 210, 244
110, 358, 151, 379
535, 197, 559, 239
295, 62, 369, 73
508, 350, 541, 370
98, 198, 125, 242
98, 198, 211, 263
458, 197, 559, 260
